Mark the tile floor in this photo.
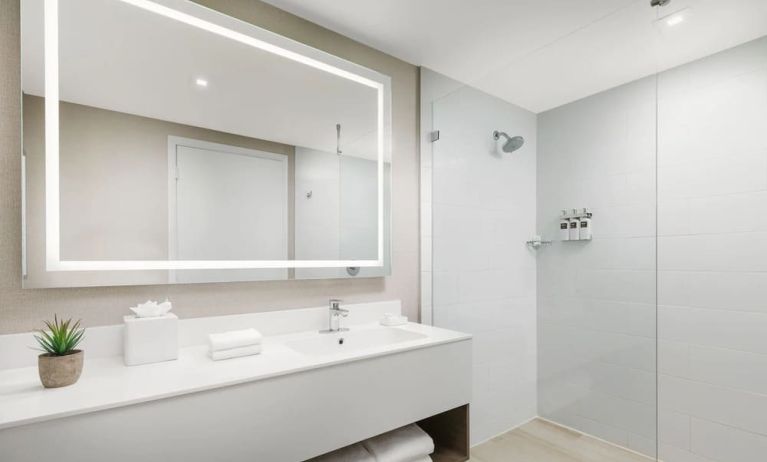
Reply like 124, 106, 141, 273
469, 419, 654, 462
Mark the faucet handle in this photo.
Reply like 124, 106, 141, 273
329, 299, 343, 310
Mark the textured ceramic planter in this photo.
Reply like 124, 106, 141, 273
38, 350, 83, 388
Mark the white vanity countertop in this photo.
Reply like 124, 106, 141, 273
0, 322, 470, 430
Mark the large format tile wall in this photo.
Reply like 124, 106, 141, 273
537, 75, 658, 456
538, 35, 767, 461
424, 72, 538, 444
656, 36, 767, 462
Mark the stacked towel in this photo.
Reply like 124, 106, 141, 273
208, 328, 262, 361
363, 424, 434, 462
308, 443, 375, 462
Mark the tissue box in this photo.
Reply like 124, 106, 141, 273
123, 313, 179, 366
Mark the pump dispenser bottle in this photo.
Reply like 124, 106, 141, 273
569, 208, 580, 240
579, 208, 592, 240
560, 210, 570, 241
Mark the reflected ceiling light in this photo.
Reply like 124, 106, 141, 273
195, 77, 208, 87
117, 0, 382, 90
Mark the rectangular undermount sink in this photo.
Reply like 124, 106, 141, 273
285, 327, 428, 357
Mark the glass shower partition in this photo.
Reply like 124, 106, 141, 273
425, 2, 661, 457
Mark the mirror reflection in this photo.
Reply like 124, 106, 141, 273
21, 0, 391, 288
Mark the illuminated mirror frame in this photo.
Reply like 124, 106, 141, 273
42, 0, 391, 272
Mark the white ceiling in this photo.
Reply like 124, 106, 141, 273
262, 0, 767, 112
22, 0, 379, 157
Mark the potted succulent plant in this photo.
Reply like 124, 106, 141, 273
34, 316, 85, 388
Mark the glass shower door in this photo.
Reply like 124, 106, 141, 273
430, 83, 539, 445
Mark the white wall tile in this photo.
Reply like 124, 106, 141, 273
627, 432, 657, 458
691, 418, 767, 462
570, 416, 630, 448
659, 443, 717, 462
659, 340, 691, 376
659, 232, 767, 272
688, 346, 767, 395
660, 375, 767, 436
660, 271, 767, 313
659, 305, 767, 355
432, 271, 459, 306
660, 411, 691, 449
578, 390, 656, 439
656, 40, 767, 462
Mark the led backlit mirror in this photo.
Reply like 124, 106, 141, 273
21, 0, 391, 287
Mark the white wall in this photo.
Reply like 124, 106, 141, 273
538, 35, 767, 461
422, 69, 538, 444
656, 36, 767, 462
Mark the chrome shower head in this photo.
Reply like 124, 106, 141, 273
493, 130, 525, 153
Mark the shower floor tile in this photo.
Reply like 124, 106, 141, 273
470, 419, 654, 462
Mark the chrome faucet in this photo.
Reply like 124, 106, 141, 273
320, 299, 349, 333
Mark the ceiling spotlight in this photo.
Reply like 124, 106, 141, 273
195, 78, 209, 87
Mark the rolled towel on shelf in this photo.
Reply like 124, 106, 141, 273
308, 443, 375, 462
362, 424, 434, 462
208, 328, 262, 352
210, 344, 262, 361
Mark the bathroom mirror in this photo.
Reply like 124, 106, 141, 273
20, 0, 391, 288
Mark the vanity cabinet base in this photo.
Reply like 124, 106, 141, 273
418, 404, 470, 462
308, 404, 470, 462
0, 339, 472, 462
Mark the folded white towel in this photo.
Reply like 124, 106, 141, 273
308, 443, 375, 462
362, 424, 434, 462
210, 344, 262, 361
411, 456, 432, 462
208, 328, 262, 352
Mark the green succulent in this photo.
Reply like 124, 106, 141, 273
34, 316, 85, 356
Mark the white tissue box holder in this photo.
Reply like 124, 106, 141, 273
123, 313, 179, 366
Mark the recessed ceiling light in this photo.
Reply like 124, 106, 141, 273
666, 14, 684, 26
658, 7, 691, 28
195, 78, 209, 87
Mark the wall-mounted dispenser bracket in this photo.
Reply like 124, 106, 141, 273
527, 235, 553, 249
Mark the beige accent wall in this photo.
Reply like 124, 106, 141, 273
0, 0, 419, 333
